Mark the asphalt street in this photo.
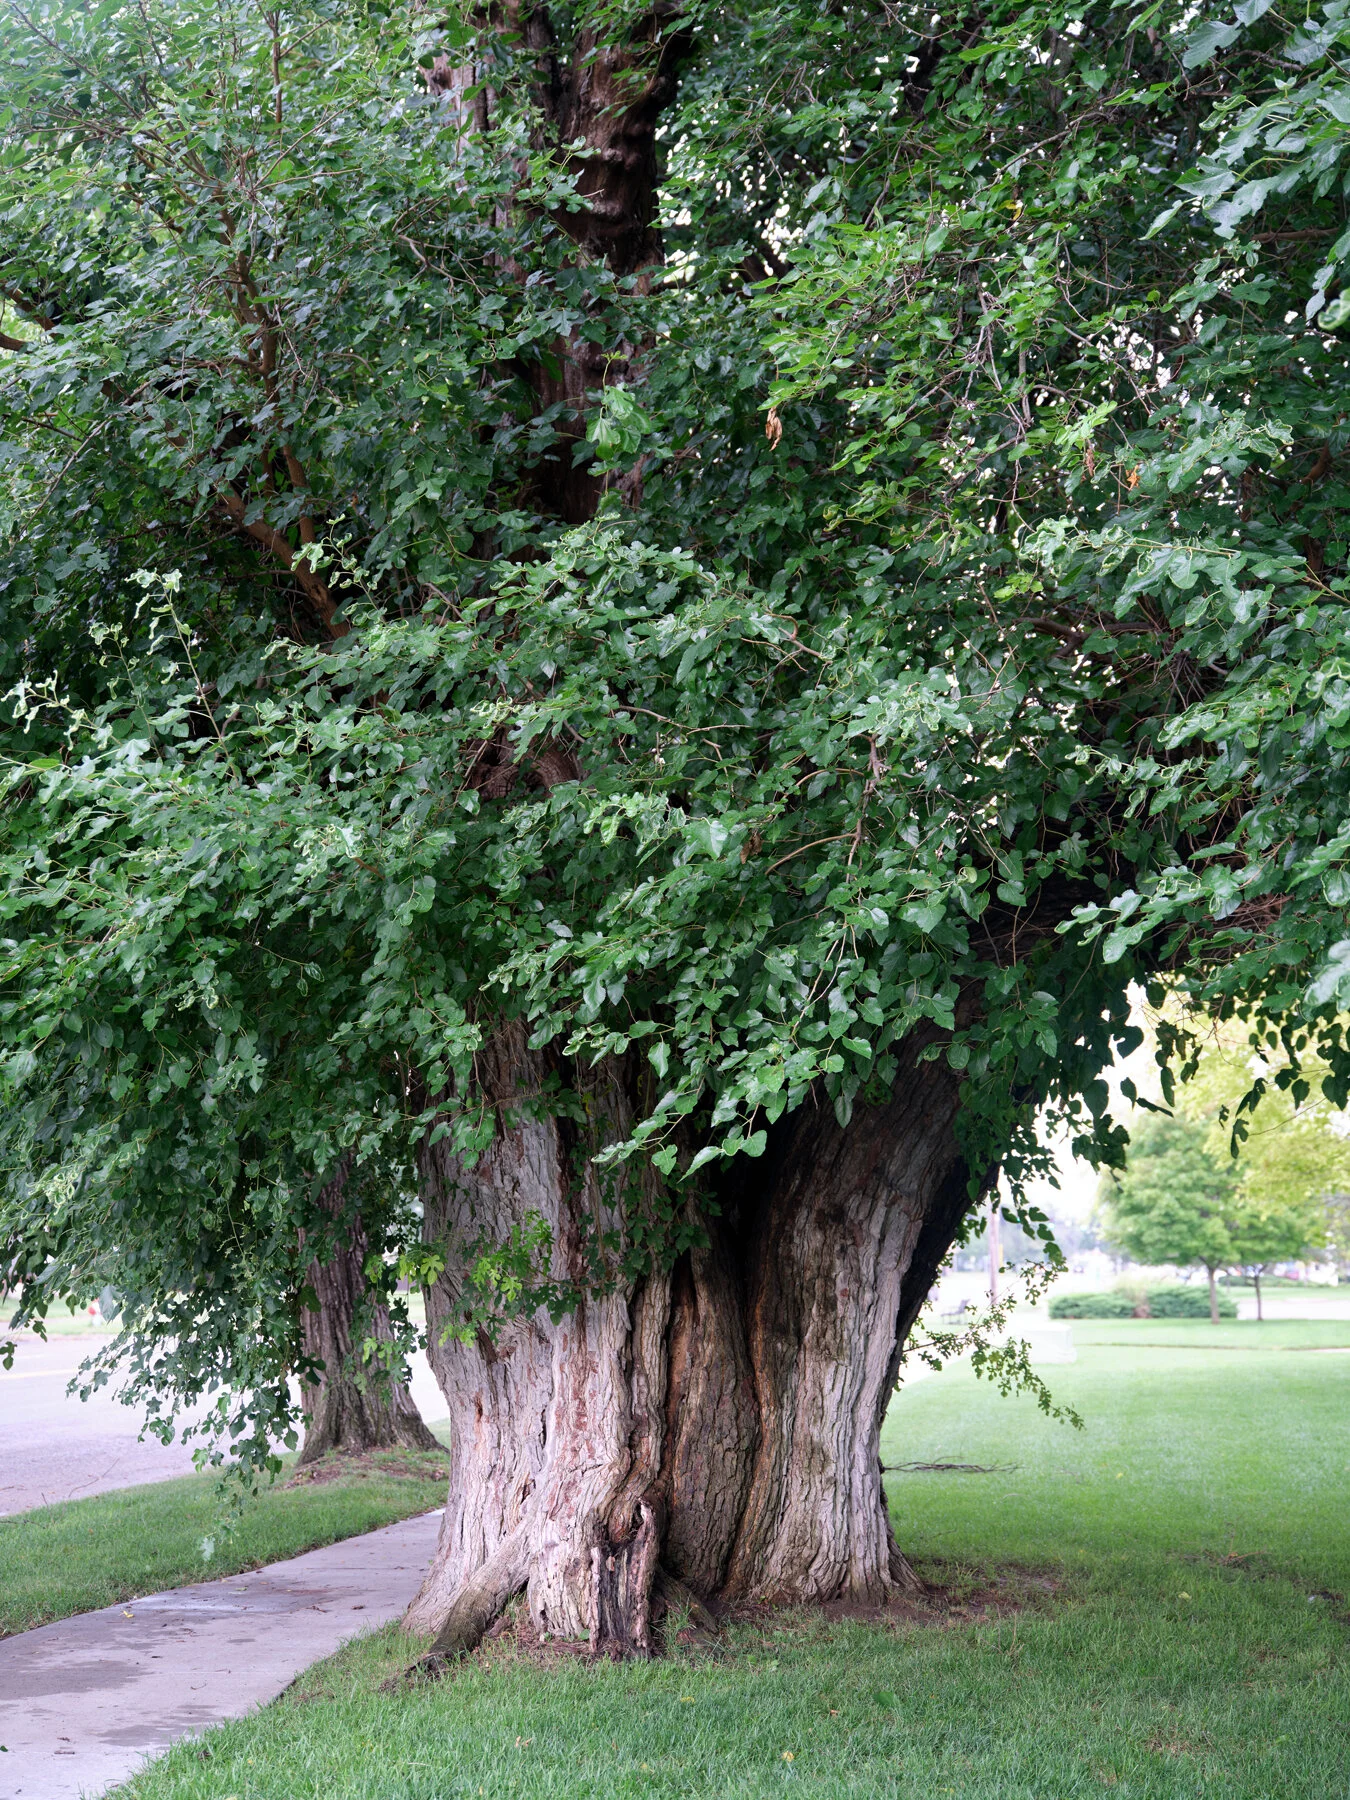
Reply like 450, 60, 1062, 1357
0, 1336, 201, 1518
0, 1333, 447, 1517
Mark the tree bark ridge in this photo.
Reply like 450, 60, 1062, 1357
403, 1029, 986, 1652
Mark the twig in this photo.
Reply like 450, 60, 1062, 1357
881, 1461, 1017, 1474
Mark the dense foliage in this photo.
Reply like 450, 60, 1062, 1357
4, 0, 1350, 1453
1049, 1285, 1238, 1317
1099, 1113, 1243, 1276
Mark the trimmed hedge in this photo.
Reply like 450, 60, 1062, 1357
1146, 1284, 1237, 1319
1049, 1284, 1237, 1320
1049, 1291, 1136, 1319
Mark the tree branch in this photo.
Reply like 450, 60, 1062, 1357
216, 489, 346, 638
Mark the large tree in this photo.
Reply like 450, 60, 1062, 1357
4, 0, 1350, 1660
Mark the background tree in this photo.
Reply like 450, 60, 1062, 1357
1176, 1037, 1342, 1313
1100, 1115, 1244, 1323
295, 1164, 438, 1466
1226, 1202, 1326, 1320
6, 0, 1350, 1663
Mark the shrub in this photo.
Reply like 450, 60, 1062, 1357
1049, 1291, 1136, 1319
1146, 1284, 1237, 1319
1048, 1285, 1238, 1320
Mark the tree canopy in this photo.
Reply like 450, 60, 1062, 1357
4, 0, 1350, 1474
1099, 1110, 1240, 1265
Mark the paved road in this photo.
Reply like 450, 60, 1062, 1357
0, 1337, 201, 1517
0, 1508, 444, 1800
0, 1335, 448, 1517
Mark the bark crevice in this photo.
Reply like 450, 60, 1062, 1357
403, 1029, 988, 1653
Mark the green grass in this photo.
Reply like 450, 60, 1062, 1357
1065, 1315, 1350, 1351
0, 1298, 111, 1335
0, 1449, 448, 1638
121, 1334, 1350, 1800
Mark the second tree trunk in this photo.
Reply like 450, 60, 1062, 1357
297, 1171, 439, 1467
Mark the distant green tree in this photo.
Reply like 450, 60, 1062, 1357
1180, 1039, 1344, 1302
1226, 1202, 1325, 1320
1101, 1115, 1243, 1324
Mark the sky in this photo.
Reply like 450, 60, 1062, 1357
1019, 989, 1159, 1227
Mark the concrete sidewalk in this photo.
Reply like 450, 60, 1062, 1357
0, 1509, 444, 1800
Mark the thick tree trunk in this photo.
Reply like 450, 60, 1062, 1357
401, 3, 984, 1660
297, 1169, 439, 1466
403, 1027, 984, 1654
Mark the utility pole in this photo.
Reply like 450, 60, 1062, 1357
989, 1200, 1002, 1307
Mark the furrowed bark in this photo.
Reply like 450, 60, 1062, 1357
403, 1030, 984, 1652
719, 1048, 981, 1605
400, 4, 986, 1657
297, 1164, 439, 1466
404, 1031, 675, 1647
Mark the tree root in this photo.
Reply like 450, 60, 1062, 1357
396, 1494, 928, 1683
889, 1544, 927, 1594
406, 1524, 530, 1677
883, 1460, 1017, 1474
886, 1514, 928, 1595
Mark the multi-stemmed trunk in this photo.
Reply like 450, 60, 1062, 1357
398, 3, 988, 1656
297, 1168, 439, 1466
402, 1026, 985, 1653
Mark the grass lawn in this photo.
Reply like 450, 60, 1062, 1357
1063, 1314, 1350, 1351
0, 1298, 112, 1335
120, 1319, 1349, 1800
0, 1448, 448, 1638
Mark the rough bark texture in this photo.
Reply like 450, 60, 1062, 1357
427, 1, 689, 523
401, 2, 986, 1661
297, 1168, 439, 1466
403, 1028, 986, 1654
